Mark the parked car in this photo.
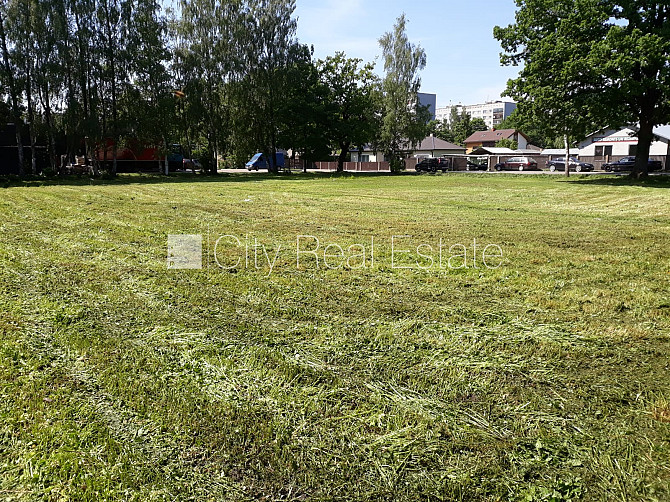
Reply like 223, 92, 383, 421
494, 156, 539, 171
415, 157, 451, 173
466, 160, 488, 171
182, 158, 202, 172
546, 157, 594, 172
602, 156, 663, 172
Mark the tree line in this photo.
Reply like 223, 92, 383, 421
0, 0, 429, 175
495, 0, 670, 178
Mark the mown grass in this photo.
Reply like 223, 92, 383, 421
0, 172, 669, 501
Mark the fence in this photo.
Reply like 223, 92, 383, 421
306, 161, 390, 172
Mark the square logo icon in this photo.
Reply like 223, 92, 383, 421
167, 234, 202, 269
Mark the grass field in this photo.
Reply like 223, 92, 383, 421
1, 172, 669, 501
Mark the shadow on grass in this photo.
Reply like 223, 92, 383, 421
0, 170, 404, 188
564, 173, 670, 189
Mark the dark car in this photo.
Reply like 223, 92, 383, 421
466, 160, 488, 171
546, 157, 594, 172
415, 157, 451, 173
602, 156, 663, 172
494, 156, 539, 171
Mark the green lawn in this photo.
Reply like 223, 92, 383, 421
1, 172, 669, 501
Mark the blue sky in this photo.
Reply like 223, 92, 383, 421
294, 0, 522, 108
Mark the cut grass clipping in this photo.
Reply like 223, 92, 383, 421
0, 172, 669, 501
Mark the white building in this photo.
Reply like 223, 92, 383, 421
577, 126, 670, 168
435, 101, 517, 129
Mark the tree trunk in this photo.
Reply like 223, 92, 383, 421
40, 81, 58, 172
337, 142, 350, 172
633, 119, 653, 179
26, 59, 37, 175
0, 9, 24, 175
103, 0, 118, 176
563, 133, 570, 178
163, 136, 169, 175
270, 127, 279, 174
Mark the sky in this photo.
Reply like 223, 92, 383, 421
293, 0, 522, 109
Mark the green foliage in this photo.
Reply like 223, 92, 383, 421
378, 14, 429, 171
433, 107, 488, 146
318, 53, 381, 171
495, 1, 670, 177
494, 0, 605, 164
278, 45, 331, 168
495, 138, 518, 150
497, 110, 556, 148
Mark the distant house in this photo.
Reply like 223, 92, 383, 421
350, 135, 465, 162
464, 129, 529, 153
577, 126, 670, 169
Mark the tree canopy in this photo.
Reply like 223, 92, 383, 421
495, 0, 670, 177
0, 2, 429, 175
429, 108, 488, 147
378, 14, 429, 172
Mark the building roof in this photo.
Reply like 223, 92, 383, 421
581, 125, 670, 144
469, 147, 518, 155
350, 136, 464, 154
413, 135, 465, 151
464, 129, 529, 144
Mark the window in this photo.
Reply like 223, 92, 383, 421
629, 145, 637, 156
360, 154, 370, 162
595, 145, 613, 158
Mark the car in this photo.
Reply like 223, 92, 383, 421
546, 157, 594, 172
415, 157, 451, 173
494, 156, 539, 171
602, 156, 663, 172
182, 158, 202, 173
466, 160, 488, 171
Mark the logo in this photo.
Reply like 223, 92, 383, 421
167, 234, 202, 269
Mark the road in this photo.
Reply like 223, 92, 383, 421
215, 168, 669, 176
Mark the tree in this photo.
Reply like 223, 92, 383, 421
378, 14, 429, 172
495, 138, 518, 150
495, 1, 670, 178
0, 2, 24, 175
233, 0, 299, 173
128, 0, 173, 174
175, 0, 241, 172
318, 52, 380, 172
450, 112, 487, 147
596, 2, 670, 177
432, 108, 487, 146
278, 45, 330, 171
497, 109, 558, 149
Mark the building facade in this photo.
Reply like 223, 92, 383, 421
350, 135, 465, 162
577, 126, 670, 169
463, 129, 529, 154
418, 93, 437, 121
435, 101, 517, 129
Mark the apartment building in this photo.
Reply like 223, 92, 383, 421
435, 100, 517, 129
418, 93, 437, 121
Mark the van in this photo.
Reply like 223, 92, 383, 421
245, 152, 285, 171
